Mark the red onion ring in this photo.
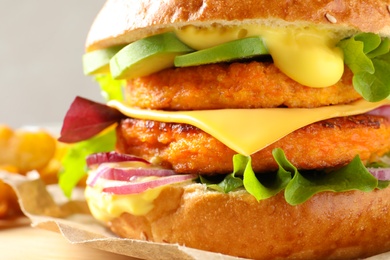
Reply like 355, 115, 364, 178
106, 168, 176, 180
102, 174, 197, 194
87, 163, 176, 186
86, 152, 150, 167
87, 164, 111, 187
367, 168, 390, 181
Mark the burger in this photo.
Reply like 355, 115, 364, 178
59, 0, 390, 259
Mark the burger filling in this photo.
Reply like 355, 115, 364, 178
60, 24, 390, 216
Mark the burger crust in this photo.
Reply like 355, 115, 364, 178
86, 0, 390, 51
126, 61, 359, 110
116, 115, 390, 174
108, 183, 390, 260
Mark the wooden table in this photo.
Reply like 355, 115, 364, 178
0, 224, 139, 260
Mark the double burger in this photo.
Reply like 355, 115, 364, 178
59, 0, 390, 259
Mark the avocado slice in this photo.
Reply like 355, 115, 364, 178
110, 32, 194, 79
174, 37, 269, 67
82, 45, 124, 75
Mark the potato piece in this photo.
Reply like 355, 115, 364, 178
0, 125, 59, 218
0, 125, 57, 174
13, 129, 56, 173
39, 141, 70, 184
0, 125, 14, 165
0, 179, 22, 218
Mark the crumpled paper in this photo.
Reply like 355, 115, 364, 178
1, 170, 389, 260
0, 171, 242, 260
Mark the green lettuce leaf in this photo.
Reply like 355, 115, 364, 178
200, 174, 243, 193
367, 38, 390, 59
337, 35, 374, 74
243, 150, 291, 201
354, 33, 381, 54
199, 148, 384, 205
352, 52, 390, 101
378, 181, 390, 189
199, 155, 244, 193
58, 128, 116, 197
337, 33, 390, 102
284, 155, 378, 205
94, 74, 126, 101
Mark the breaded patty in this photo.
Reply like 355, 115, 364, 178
125, 61, 360, 110
116, 115, 390, 174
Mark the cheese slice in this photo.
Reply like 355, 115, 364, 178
108, 99, 390, 156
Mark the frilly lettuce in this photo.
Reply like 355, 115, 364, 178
201, 148, 389, 205
337, 33, 390, 102
94, 74, 126, 101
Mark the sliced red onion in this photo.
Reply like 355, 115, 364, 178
367, 105, 390, 120
87, 164, 111, 187
102, 174, 197, 194
87, 162, 176, 187
86, 152, 150, 167
99, 167, 175, 181
367, 168, 390, 181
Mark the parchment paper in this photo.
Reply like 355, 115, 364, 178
0, 171, 243, 260
1, 170, 389, 260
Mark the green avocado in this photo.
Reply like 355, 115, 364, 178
110, 32, 194, 79
82, 45, 124, 75
174, 37, 269, 67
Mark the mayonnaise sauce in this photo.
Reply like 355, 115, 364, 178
175, 25, 344, 88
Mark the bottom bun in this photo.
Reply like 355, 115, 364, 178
108, 184, 390, 260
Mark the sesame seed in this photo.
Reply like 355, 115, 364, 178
325, 13, 337, 24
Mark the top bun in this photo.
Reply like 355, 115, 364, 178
86, 0, 390, 51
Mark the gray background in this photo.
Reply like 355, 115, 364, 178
1, 0, 106, 128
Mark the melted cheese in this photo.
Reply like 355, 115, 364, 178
175, 25, 344, 88
109, 99, 390, 156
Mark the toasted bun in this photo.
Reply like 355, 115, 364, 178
108, 183, 390, 259
85, 1, 390, 259
86, 0, 390, 51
